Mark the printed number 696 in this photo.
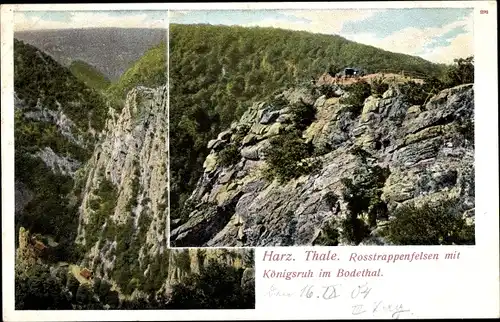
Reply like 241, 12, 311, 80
480, 10, 488, 14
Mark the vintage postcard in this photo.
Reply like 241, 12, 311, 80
2, 1, 498, 321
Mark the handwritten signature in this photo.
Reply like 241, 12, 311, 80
352, 301, 412, 319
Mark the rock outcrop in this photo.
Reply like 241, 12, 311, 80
76, 85, 168, 268
170, 83, 475, 247
14, 91, 93, 216
19, 97, 90, 148
16, 227, 40, 273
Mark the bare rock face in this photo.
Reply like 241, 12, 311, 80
170, 83, 475, 247
76, 85, 168, 274
33, 147, 82, 176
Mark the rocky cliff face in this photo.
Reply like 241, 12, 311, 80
170, 83, 475, 247
14, 93, 92, 214
76, 85, 168, 271
14, 39, 105, 222
73, 84, 252, 295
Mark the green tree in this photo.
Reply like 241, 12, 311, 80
445, 56, 474, 87
76, 284, 94, 305
218, 144, 241, 167
327, 63, 341, 76
166, 260, 254, 309
340, 163, 390, 244
289, 99, 317, 130
15, 265, 72, 310
264, 131, 319, 183
385, 199, 474, 245
340, 80, 372, 114
168, 23, 445, 221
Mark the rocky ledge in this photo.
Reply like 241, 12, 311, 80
170, 83, 475, 247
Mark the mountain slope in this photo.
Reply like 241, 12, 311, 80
169, 23, 447, 222
14, 39, 108, 132
15, 28, 166, 80
14, 39, 109, 255
106, 41, 166, 103
69, 60, 111, 91
170, 80, 475, 247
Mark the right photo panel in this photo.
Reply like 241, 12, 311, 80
168, 8, 475, 248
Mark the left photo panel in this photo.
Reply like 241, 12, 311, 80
12, 8, 255, 310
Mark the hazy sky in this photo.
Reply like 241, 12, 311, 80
14, 9, 473, 64
14, 10, 168, 31
170, 8, 474, 64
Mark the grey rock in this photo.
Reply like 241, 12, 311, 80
282, 87, 316, 106
218, 130, 233, 141
260, 109, 281, 124
242, 134, 259, 146
207, 139, 219, 149
240, 145, 260, 160
276, 113, 292, 124
15, 180, 34, 215
240, 140, 270, 161
76, 85, 168, 261
34, 147, 82, 176
171, 84, 475, 247
219, 169, 235, 184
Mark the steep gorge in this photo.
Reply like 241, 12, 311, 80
16, 81, 254, 301
14, 39, 254, 307
74, 85, 170, 292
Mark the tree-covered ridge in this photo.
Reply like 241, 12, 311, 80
106, 41, 167, 103
14, 39, 108, 132
170, 23, 444, 123
168, 23, 445, 220
14, 39, 109, 262
15, 28, 167, 81
69, 60, 111, 92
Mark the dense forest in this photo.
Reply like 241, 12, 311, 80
69, 60, 112, 92
14, 39, 109, 132
168, 23, 447, 221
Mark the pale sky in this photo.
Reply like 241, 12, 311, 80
14, 9, 473, 64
